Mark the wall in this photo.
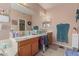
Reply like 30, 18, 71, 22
0, 3, 10, 40
47, 4, 79, 47
10, 3, 46, 31
29, 4, 46, 29
0, 3, 32, 40
31, 4, 79, 48
10, 9, 32, 31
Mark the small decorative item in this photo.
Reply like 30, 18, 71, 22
27, 21, 32, 26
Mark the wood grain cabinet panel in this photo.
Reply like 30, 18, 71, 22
18, 44, 31, 56
47, 32, 53, 45
18, 37, 39, 56
31, 37, 39, 55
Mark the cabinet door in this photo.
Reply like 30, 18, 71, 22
18, 44, 31, 56
31, 38, 39, 55
47, 32, 53, 45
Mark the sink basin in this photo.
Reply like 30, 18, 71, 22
0, 38, 18, 56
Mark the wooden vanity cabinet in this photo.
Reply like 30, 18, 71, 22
18, 37, 39, 56
18, 44, 31, 56
18, 39, 31, 56
47, 32, 53, 45
31, 38, 39, 55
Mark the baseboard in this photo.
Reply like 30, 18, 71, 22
55, 42, 73, 49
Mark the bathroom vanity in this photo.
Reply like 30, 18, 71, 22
17, 34, 46, 56
15, 32, 53, 56
18, 37, 39, 56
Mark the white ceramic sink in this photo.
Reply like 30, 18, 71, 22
0, 38, 18, 56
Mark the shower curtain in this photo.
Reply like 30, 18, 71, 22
57, 24, 70, 42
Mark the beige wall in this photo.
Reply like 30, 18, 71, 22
0, 3, 45, 40
1, 3, 78, 48
47, 4, 79, 47
10, 9, 32, 31
0, 3, 10, 40
0, 3, 33, 40
30, 4, 46, 29
32, 4, 79, 47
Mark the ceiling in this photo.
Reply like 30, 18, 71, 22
11, 3, 61, 15
39, 3, 60, 10
11, 4, 35, 15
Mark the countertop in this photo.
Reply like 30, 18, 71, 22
13, 31, 53, 42
13, 33, 47, 42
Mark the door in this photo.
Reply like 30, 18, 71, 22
47, 32, 53, 45
18, 44, 31, 56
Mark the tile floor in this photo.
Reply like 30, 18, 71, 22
36, 45, 65, 56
